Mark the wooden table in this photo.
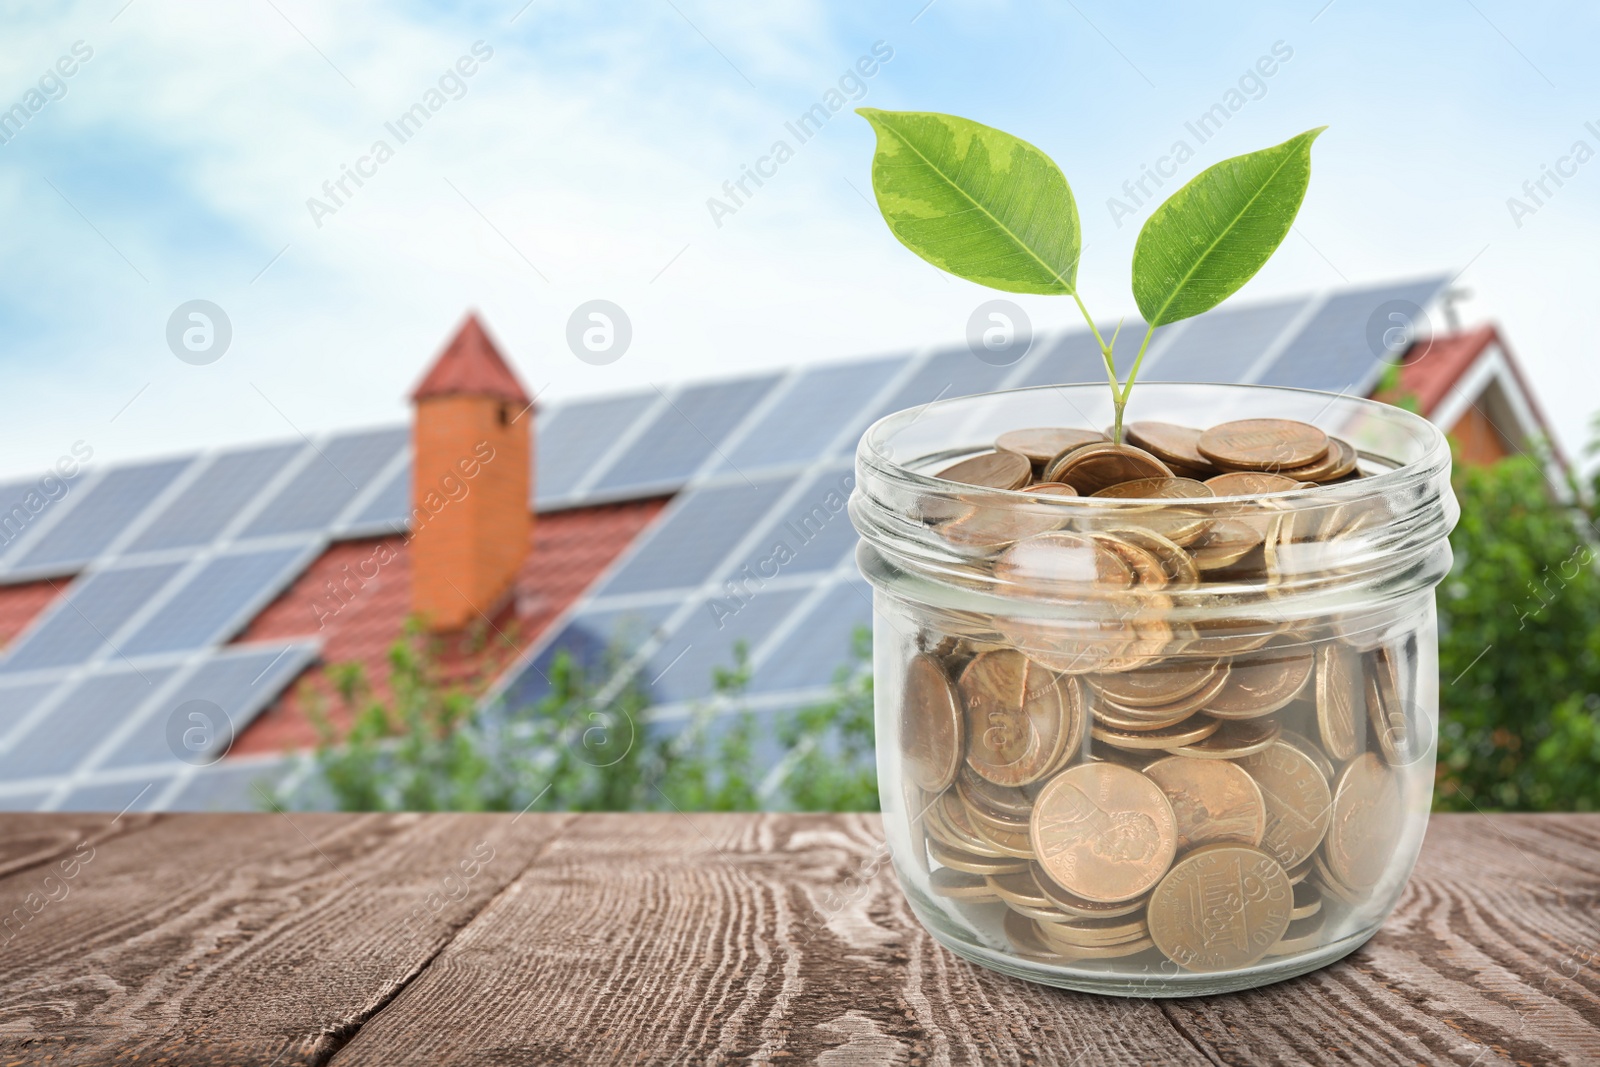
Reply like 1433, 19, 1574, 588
0, 812, 1596, 1066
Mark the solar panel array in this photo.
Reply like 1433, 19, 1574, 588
0, 277, 1448, 810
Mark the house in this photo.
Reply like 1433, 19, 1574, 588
0, 275, 1559, 812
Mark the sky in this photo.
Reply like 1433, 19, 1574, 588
1, 0, 1597, 478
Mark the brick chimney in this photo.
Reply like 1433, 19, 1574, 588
409, 313, 533, 632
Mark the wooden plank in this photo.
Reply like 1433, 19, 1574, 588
328, 812, 1208, 1066
1162, 813, 1600, 1067
0, 811, 572, 1066
0, 811, 161, 882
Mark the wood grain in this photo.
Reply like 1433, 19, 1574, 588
0, 811, 571, 1065
0, 813, 1593, 1066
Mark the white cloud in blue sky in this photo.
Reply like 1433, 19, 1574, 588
0, 0, 1596, 476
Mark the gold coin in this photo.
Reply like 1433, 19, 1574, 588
997, 427, 1107, 472
927, 836, 1029, 875
1089, 658, 1223, 709
935, 449, 1032, 490
1236, 740, 1333, 869
1029, 862, 1149, 918
1165, 716, 1281, 759
1124, 421, 1214, 472
1143, 755, 1267, 851
1314, 643, 1365, 763
1044, 442, 1174, 495
1092, 716, 1221, 751
901, 654, 963, 792
986, 868, 1053, 909
1030, 763, 1178, 903
1325, 751, 1401, 890
1204, 471, 1306, 499
1289, 881, 1322, 921
1035, 913, 1151, 948
1267, 910, 1328, 956
1365, 645, 1416, 765
1204, 638, 1314, 719
1198, 419, 1330, 472
1147, 843, 1293, 972
959, 650, 1068, 787
1188, 518, 1264, 570
929, 867, 1002, 901
994, 531, 1137, 590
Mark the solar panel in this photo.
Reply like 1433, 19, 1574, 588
166, 758, 290, 811
100, 642, 317, 769
348, 459, 411, 530
646, 586, 809, 704
866, 346, 1015, 425
1256, 277, 1448, 392
120, 547, 311, 656
55, 776, 174, 813
239, 427, 407, 538
1012, 328, 1121, 389
0, 679, 57, 741
596, 477, 795, 597
11, 457, 192, 572
715, 357, 906, 473
1145, 299, 1304, 384
750, 581, 873, 694
536, 392, 657, 501
0, 472, 85, 566
590, 375, 780, 493
495, 603, 674, 711
126, 442, 303, 553
736, 465, 858, 578
0, 561, 184, 673
0, 665, 175, 777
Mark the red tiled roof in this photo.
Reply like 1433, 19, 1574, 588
0, 578, 59, 649
410, 314, 531, 406
1390, 325, 1497, 416
230, 498, 666, 756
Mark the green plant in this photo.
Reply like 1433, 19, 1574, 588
857, 109, 1321, 439
285, 626, 877, 814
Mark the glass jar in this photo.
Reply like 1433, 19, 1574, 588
850, 382, 1456, 997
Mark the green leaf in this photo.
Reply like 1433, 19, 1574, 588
1132, 127, 1325, 326
857, 108, 1081, 295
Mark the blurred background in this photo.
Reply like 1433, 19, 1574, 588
0, 0, 1595, 815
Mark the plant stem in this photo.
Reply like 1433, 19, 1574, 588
1071, 292, 1122, 438
1112, 323, 1159, 442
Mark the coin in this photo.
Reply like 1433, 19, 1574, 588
1325, 751, 1401, 890
1033, 927, 1158, 959
1089, 658, 1223, 709
1022, 482, 1079, 497
1147, 843, 1293, 972
935, 449, 1032, 490
901, 654, 964, 792
1004, 899, 1084, 923
1090, 701, 1197, 732
1030, 762, 1177, 903
1187, 519, 1264, 570
1092, 716, 1221, 751
994, 531, 1136, 590
1279, 728, 1336, 782
1278, 436, 1358, 483
1003, 908, 1072, 961
959, 650, 1068, 787
997, 428, 1107, 473
1044, 442, 1173, 495
1198, 419, 1330, 472
1289, 881, 1322, 921
1365, 645, 1415, 765
1090, 478, 1214, 545
1143, 755, 1267, 851
1035, 913, 1151, 948
1029, 861, 1150, 918
928, 836, 1029, 875
1095, 667, 1232, 723
925, 800, 1009, 858
940, 500, 1068, 548
1165, 716, 1281, 759
955, 765, 1033, 821
1236, 740, 1333, 869
1088, 532, 1171, 589
1124, 421, 1213, 472
1106, 525, 1201, 583
929, 867, 1002, 901
1204, 638, 1314, 719
1311, 854, 1366, 907
985, 868, 1054, 909
971, 818, 1035, 858
1204, 471, 1305, 498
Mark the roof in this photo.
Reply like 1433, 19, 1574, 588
411, 314, 531, 406
0, 275, 1488, 812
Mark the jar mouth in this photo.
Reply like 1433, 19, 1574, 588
850, 382, 1458, 623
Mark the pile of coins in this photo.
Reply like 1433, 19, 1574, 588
899, 418, 1422, 974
